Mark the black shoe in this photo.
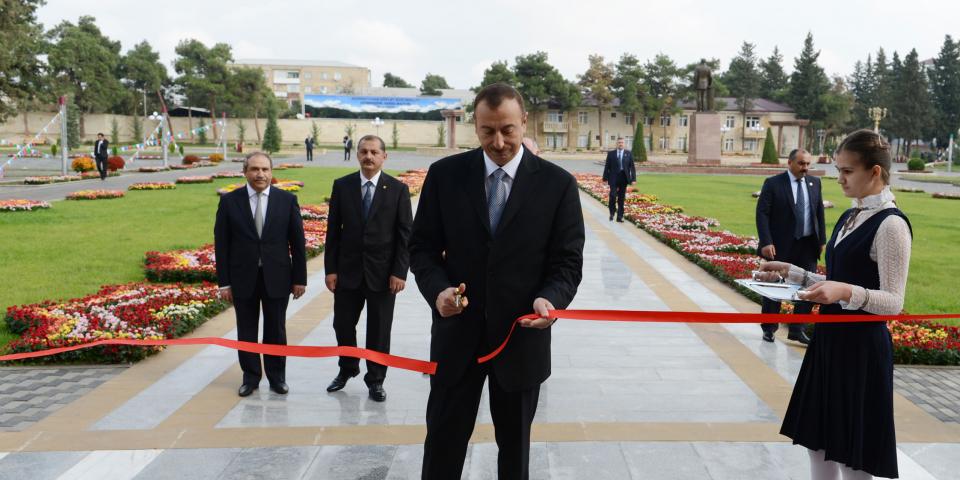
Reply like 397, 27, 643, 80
368, 383, 386, 402
269, 382, 289, 394
616, 218, 624, 223
238, 383, 258, 397
787, 331, 811, 345
762, 331, 775, 343
609, 215, 614, 221
326, 372, 357, 392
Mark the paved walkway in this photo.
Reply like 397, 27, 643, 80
1, 170, 958, 479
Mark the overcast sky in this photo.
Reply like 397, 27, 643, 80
37, 0, 958, 90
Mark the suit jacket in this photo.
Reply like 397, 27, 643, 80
409, 148, 585, 391
94, 139, 109, 160
756, 171, 826, 262
345, 139, 353, 150
602, 149, 635, 185
304, 138, 314, 149
214, 185, 308, 299
324, 172, 413, 291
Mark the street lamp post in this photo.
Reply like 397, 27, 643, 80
371, 117, 384, 138
816, 129, 826, 156
868, 106, 887, 133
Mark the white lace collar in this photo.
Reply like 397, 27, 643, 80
852, 187, 895, 210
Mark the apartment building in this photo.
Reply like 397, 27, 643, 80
230, 59, 372, 106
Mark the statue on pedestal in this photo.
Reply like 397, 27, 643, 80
693, 59, 714, 112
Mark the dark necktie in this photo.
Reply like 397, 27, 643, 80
362, 181, 373, 221
488, 169, 507, 232
794, 178, 806, 239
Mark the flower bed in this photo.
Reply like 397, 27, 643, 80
890, 320, 960, 365
176, 176, 213, 184
145, 245, 217, 282
3, 283, 228, 364
80, 170, 119, 179
576, 173, 958, 366
277, 163, 303, 169
129, 182, 176, 191
932, 192, 960, 200
138, 166, 170, 173
398, 169, 426, 196
24, 175, 81, 185
66, 190, 125, 200
71, 156, 95, 172
170, 164, 198, 170
300, 203, 329, 220
0, 199, 51, 212
212, 171, 244, 179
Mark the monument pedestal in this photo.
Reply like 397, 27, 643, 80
688, 112, 721, 165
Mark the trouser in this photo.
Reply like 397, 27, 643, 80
608, 177, 627, 219
422, 363, 540, 480
761, 235, 819, 334
306, 148, 313, 161
233, 268, 289, 386
332, 283, 395, 386
344, 148, 351, 161
95, 156, 108, 179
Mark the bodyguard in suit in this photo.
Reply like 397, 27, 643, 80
410, 83, 584, 479
343, 136, 353, 162
214, 151, 308, 397
323, 135, 413, 402
755, 148, 825, 344
602, 137, 635, 222
304, 136, 314, 161
94, 133, 109, 180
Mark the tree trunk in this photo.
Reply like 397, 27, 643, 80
254, 111, 262, 143
188, 108, 193, 141
597, 106, 604, 151
22, 111, 29, 137
210, 100, 219, 143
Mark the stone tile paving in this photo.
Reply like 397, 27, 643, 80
894, 366, 960, 423
0, 366, 126, 431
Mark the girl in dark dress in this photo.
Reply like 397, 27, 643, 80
759, 130, 911, 479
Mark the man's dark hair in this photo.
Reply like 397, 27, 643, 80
357, 134, 386, 152
242, 151, 273, 171
473, 83, 526, 114
97, 133, 104, 137
788, 148, 808, 162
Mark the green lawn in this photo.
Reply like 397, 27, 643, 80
0, 166, 369, 348
899, 174, 960, 187
634, 173, 960, 324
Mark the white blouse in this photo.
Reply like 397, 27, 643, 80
786, 187, 911, 315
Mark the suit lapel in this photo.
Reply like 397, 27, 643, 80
467, 149, 493, 237
262, 186, 278, 234
780, 172, 798, 222
496, 150, 539, 235
234, 187, 258, 236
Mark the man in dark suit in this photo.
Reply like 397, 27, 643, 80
755, 148, 826, 344
410, 83, 584, 479
323, 135, 413, 402
304, 136, 314, 161
214, 151, 308, 397
94, 133, 109, 180
343, 136, 353, 162
602, 137, 635, 222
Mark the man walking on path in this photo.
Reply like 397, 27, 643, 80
755, 148, 825, 344
602, 137, 635, 222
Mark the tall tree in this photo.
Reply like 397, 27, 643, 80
578, 54, 615, 150
174, 39, 233, 136
848, 56, 874, 129
46, 16, 126, 135
872, 48, 892, 131
724, 42, 761, 150
513, 51, 580, 143
758, 46, 788, 102
223, 66, 271, 142
261, 97, 282, 153
0, 0, 47, 123
420, 73, 451, 95
888, 49, 934, 156
786, 33, 831, 145
643, 54, 682, 152
612, 53, 646, 120
474, 60, 517, 91
383, 72, 414, 88
119, 40, 170, 116
819, 76, 854, 148
929, 36, 960, 146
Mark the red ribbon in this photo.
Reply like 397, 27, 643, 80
2, 310, 956, 374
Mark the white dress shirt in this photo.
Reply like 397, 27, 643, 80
360, 169, 382, 191
483, 145, 524, 199
787, 170, 812, 237
246, 183, 270, 220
